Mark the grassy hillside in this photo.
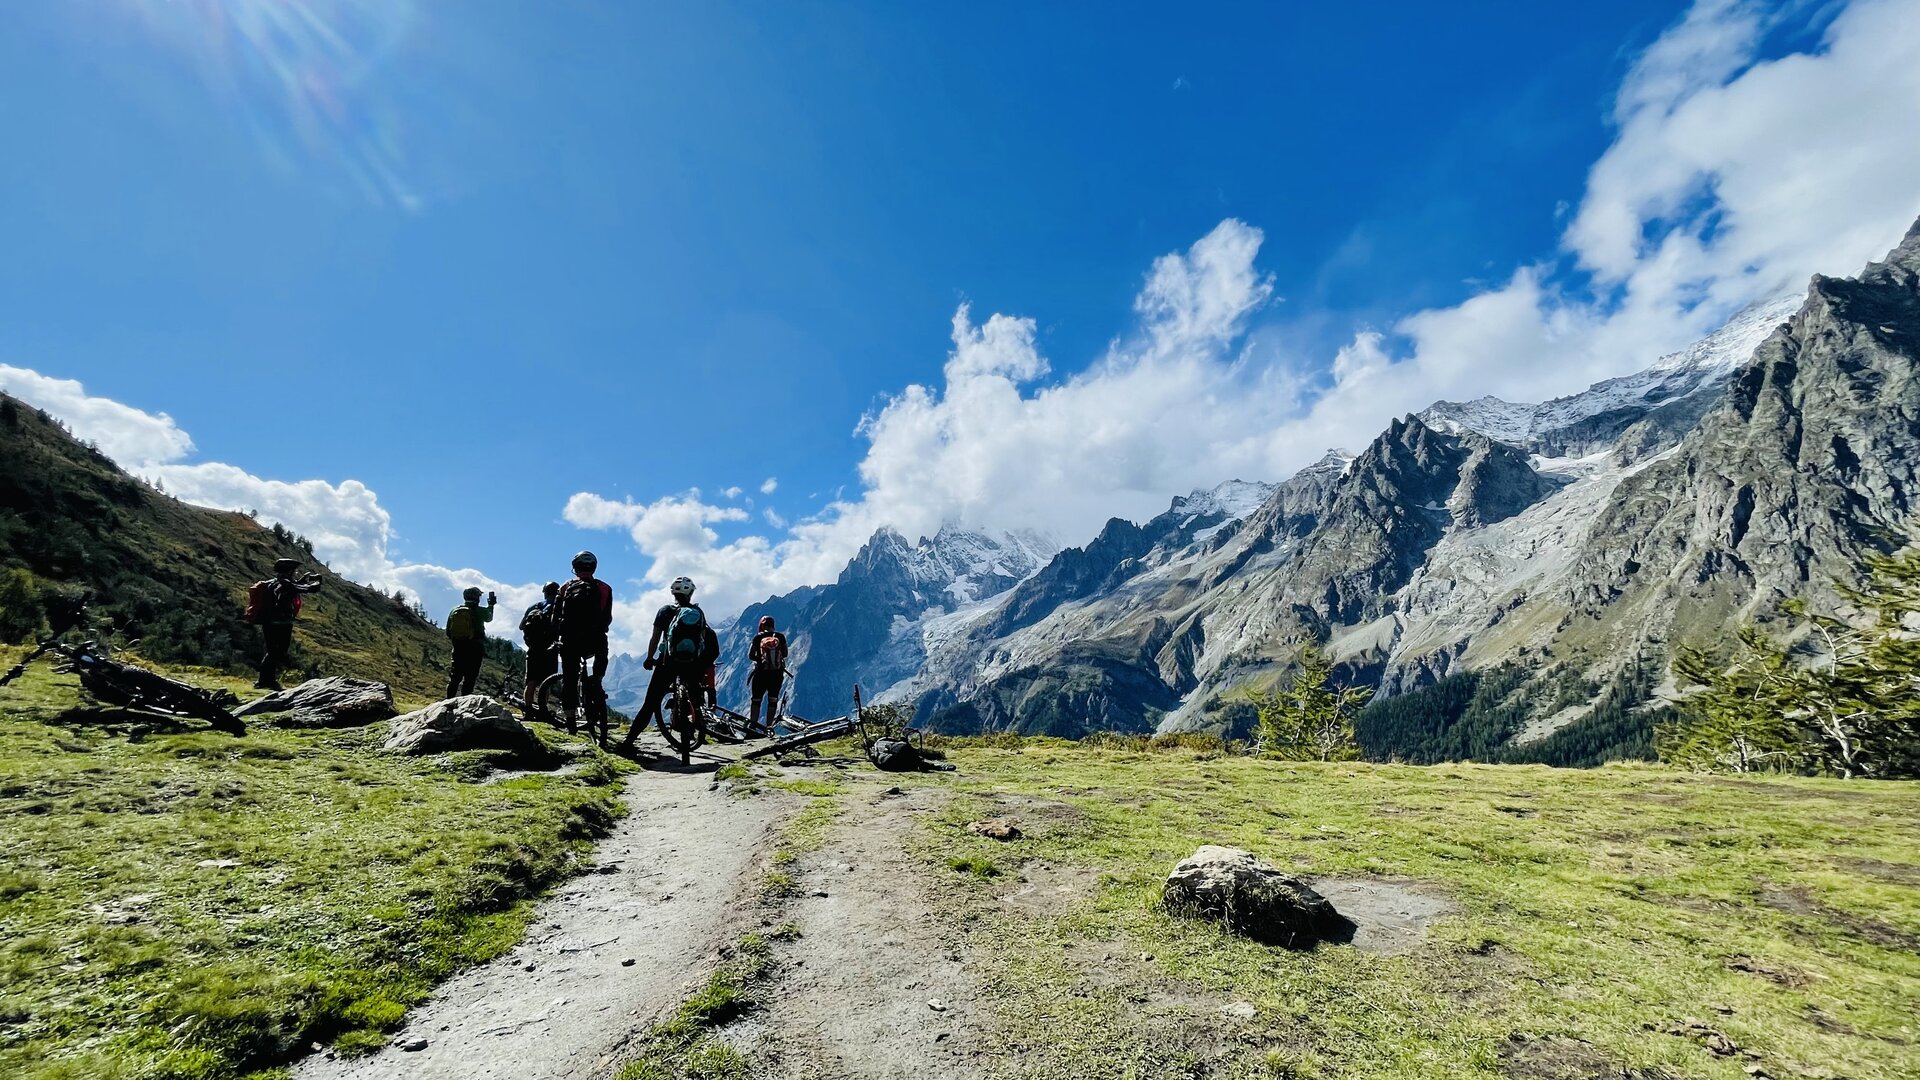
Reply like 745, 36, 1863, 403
0, 393, 518, 700
909, 738, 1920, 1079
0, 649, 629, 1079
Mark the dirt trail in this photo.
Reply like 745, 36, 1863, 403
736, 781, 988, 1080
297, 756, 784, 1080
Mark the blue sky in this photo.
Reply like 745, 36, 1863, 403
4, 0, 1918, 645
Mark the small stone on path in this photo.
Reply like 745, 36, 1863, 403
927, 999, 947, 1012
621, 958, 636, 967
399, 1038, 428, 1052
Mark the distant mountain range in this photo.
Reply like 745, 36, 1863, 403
691, 217, 1920, 752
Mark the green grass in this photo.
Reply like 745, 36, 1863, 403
611, 931, 779, 1080
902, 741, 1920, 1080
0, 650, 632, 1079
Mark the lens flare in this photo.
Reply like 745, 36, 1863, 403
123, 0, 426, 208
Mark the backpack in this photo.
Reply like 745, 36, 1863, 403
666, 604, 708, 664
245, 579, 301, 624
753, 632, 787, 673
245, 580, 272, 625
446, 605, 479, 642
520, 601, 554, 646
556, 578, 607, 641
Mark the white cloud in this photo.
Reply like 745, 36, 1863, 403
563, 0, 1920, 623
0, 366, 547, 644
759, 477, 779, 495
722, 485, 744, 499
0, 366, 195, 465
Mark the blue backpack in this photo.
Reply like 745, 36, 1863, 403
667, 605, 707, 664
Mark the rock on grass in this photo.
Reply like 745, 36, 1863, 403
1162, 845, 1355, 949
384, 696, 544, 756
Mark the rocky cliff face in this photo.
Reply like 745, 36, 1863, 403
876, 220, 1919, 741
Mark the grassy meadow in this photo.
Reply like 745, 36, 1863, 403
0, 646, 631, 1080
908, 739, 1920, 1080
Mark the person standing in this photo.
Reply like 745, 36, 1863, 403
247, 558, 322, 691
623, 575, 707, 748
444, 587, 497, 698
554, 551, 614, 742
519, 581, 561, 711
747, 615, 789, 729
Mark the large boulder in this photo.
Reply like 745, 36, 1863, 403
238, 677, 396, 727
384, 696, 544, 756
1162, 846, 1355, 948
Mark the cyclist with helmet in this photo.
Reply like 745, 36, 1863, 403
747, 615, 789, 729
553, 552, 614, 742
519, 581, 561, 712
621, 575, 718, 749
252, 557, 322, 690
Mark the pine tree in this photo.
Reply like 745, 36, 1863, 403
1664, 545, 1920, 778
1248, 645, 1370, 761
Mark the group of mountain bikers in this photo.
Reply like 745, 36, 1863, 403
244, 549, 791, 750
512, 551, 791, 750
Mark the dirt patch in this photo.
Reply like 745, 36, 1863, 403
1057, 941, 1231, 1015
1493, 804, 1539, 818
1499, 1034, 1669, 1079
970, 793, 1088, 838
997, 861, 1099, 916
1725, 954, 1812, 988
738, 783, 988, 1079
1308, 878, 1457, 954
1832, 857, 1920, 886
1759, 885, 1920, 951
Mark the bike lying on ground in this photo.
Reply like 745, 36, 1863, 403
0, 604, 244, 735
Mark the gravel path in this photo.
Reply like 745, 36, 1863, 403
738, 781, 987, 1080
296, 757, 783, 1080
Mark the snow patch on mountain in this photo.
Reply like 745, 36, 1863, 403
1171, 478, 1276, 522
1421, 294, 1802, 449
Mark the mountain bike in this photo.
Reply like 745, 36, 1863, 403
0, 601, 244, 735
529, 648, 610, 746
655, 664, 710, 766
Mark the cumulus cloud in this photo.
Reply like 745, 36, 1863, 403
759, 477, 779, 495
565, 0, 1920, 622
0, 366, 542, 638
0, 366, 195, 465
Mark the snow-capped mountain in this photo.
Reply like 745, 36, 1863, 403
1420, 294, 1804, 458
711, 525, 1057, 721
875, 224, 1919, 746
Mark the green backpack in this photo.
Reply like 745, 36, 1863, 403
446, 605, 480, 642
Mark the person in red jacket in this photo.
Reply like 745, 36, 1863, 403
747, 615, 789, 729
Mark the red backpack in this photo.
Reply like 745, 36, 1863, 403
244, 579, 301, 624
753, 632, 788, 672
245, 581, 270, 624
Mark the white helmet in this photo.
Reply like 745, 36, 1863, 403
670, 576, 696, 599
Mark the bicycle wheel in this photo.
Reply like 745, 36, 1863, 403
535, 672, 572, 733
656, 685, 704, 765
